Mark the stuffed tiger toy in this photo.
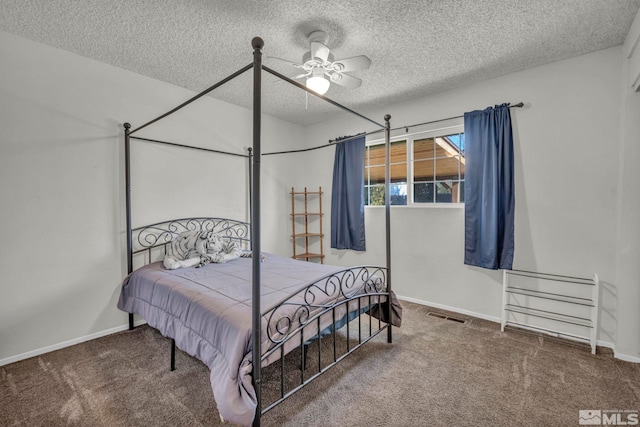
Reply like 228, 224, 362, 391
163, 230, 242, 270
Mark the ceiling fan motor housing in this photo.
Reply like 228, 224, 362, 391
307, 30, 328, 45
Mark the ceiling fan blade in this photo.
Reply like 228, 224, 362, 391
329, 72, 362, 89
310, 41, 330, 62
292, 71, 311, 79
266, 56, 304, 68
331, 55, 371, 73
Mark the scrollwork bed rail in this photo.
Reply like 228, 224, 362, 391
130, 217, 250, 262
259, 265, 391, 413
262, 265, 387, 348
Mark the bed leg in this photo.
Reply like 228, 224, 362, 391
128, 313, 134, 330
170, 339, 176, 371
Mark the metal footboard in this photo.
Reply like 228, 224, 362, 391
258, 266, 390, 414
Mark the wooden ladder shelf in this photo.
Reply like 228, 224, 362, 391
291, 187, 324, 263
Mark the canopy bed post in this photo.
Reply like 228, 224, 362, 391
248, 147, 253, 226
124, 122, 134, 331
384, 114, 393, 343
251, 36, 264, 427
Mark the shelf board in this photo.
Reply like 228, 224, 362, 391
292, 191, 323, 195
291, 213, 323, 216
292, 233, 323, 238
504, 304, 593, 328
505, 287, 594, 307
293, 253, 325, 259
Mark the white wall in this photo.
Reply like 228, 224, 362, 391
2, 27, 638, 364
301, 47, 631, 356
0, 31, 304, 364
614, 9, 640, 361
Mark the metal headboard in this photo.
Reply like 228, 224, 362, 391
131, 217, 250, 258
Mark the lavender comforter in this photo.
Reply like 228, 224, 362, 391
117, 254, 385, 425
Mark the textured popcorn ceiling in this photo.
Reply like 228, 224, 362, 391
1, 1, 639, 126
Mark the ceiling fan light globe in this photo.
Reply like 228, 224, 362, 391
306, 76, 330, 95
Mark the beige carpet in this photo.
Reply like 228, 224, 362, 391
1, 302, 638, 426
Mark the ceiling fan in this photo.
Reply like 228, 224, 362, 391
271, 30, 371, 95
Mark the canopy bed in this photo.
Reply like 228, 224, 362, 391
118, 37, 395, 426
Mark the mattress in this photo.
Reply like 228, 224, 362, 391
117, 253, 387, 425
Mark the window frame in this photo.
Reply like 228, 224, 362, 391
365, 121, 465, 208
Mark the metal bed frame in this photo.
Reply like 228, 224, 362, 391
122, 37, 393, 426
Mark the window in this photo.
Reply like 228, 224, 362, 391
364, 126, 465, 206
364, 140, 407, 205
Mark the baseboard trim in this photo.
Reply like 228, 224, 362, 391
0, 319, 147, 367
397, 295, 639, 364
397, 294, 501, 323
3, 301, 638, 367
612, 350, 640, 363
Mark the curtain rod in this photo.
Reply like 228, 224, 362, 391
327, 102, 524, 145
